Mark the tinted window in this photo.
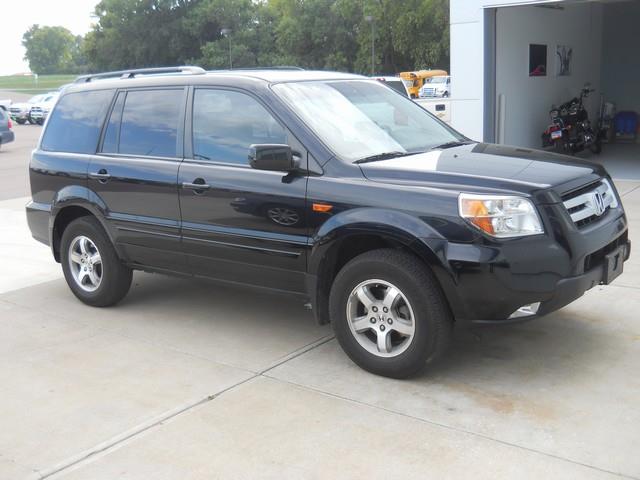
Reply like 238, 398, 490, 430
192, 89, 287, 165
41, 90, 114, 154
119, 89, 183, 158
102, 92, 125, 154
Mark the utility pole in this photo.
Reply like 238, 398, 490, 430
221, 28, 232, 69
365, 16, 375, 75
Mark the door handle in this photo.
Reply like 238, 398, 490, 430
182, 179, 211, 192
89, 169, 111, 183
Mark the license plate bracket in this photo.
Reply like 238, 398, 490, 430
603, 246, 625, 284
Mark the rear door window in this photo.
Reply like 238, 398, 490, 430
41, 89, 114, 154
192, 89, 287, 165
117, 89, 183, 158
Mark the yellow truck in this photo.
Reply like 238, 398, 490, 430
399, 69, 448, 98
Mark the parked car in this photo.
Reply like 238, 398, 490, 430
26, 66, 630, 378
0, 107, 15, 149
0, 99, 11, 110
29, 92, 60, 125
419, 75, 451, 98
374, 76, 410, 97
9, 93, 47, 124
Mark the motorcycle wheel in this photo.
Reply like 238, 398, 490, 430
554, 140, 565, 154
589, 138, 602, 154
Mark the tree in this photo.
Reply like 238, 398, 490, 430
84, 0, 210, 71
82, 0, 450, 74
22, 25, 78, 74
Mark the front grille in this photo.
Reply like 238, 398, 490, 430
9, 108, 21, 114
562, 179, 618, 228
421, 88, 436, 97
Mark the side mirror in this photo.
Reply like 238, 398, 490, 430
248, 144, 298, 172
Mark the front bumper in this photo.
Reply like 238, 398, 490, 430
434, 205, 630, 325
9, 111, 29, 121
472, 238, 630, 325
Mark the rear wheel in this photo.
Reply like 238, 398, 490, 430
60, 216, 132, 307
329, 249, 452, 378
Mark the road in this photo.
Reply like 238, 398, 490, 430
0, 97, 639, 479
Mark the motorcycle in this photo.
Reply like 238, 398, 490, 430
542, 85, 603, 155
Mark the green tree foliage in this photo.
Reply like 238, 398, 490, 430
22, 25, 82, 74
81, 0, 450, 74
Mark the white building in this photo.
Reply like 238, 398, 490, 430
449, 0, 639, 177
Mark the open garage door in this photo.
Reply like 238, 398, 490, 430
491, 0, 640, 180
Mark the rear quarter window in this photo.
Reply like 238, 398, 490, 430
41, 89, 114, 154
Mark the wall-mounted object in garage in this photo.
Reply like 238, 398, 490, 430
556, 45, 573, 76
529, 44, 547, 76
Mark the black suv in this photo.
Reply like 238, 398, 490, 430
26, 66, 630, 378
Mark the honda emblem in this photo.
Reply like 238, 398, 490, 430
592, 191, 606, 216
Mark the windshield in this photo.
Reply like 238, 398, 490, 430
428, 77, 447, 84
273, 80, 464, 162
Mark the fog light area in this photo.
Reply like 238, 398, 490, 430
508, 302, 541, 319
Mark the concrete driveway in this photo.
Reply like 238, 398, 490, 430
0, 118, 639, 479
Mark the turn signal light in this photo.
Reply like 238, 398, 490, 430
313, 203, 333, 213
459, 198, 494, 235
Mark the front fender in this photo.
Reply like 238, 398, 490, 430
308, 208, 467, 320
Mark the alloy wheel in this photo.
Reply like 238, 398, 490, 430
68, 235, 103, 292
346, 279, 416, 357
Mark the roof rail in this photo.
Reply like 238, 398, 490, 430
207, 66, 305, 73
74, 66, 206, 83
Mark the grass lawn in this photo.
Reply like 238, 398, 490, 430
0, 74, 77, 94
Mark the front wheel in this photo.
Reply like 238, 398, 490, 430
589, 138, 602, 154
329, 249, 452, 378
60, 216, 132, 307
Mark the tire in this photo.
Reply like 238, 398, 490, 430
329, 248, 452, 378
589, 138, 602, 154
554, 140, 565, 154
16, 119, 26, 125
60, 216, 132, 307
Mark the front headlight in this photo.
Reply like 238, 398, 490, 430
458, 194, 544, 238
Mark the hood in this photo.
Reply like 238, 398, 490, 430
34, 100, 57, 109
9, 102, 31, 111
359, 143, 605, 202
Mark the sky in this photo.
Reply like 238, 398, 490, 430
0, 0, 98, 75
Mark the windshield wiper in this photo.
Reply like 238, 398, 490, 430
431, 140, 473, 150
353, 151, 413, 164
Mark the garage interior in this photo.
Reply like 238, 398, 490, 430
486, 0, 639, 180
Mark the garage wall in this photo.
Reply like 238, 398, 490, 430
601, 1, 640, 114
495, 3, 603, 148
449, 0, 567, 142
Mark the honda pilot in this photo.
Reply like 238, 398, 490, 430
26, 66, 630, 378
